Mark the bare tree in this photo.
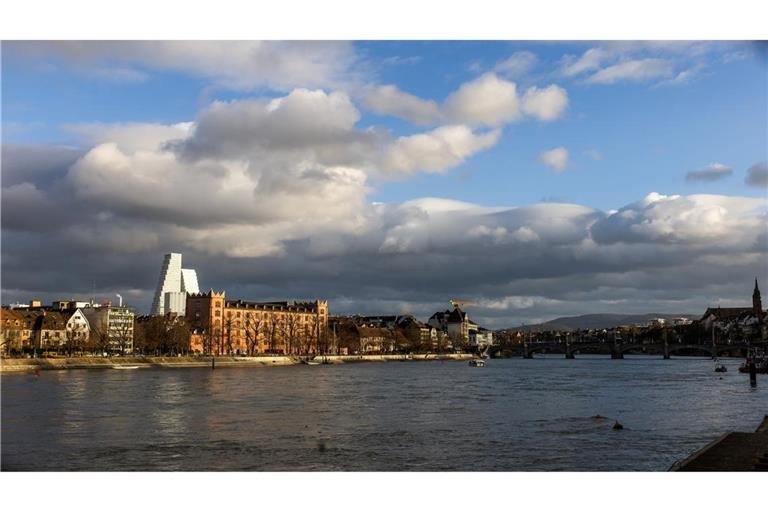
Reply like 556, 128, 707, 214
64, 324, 87, 356
114, 319, 134, 355
222, 313, 235, 355
244, 313, 262, 355
285, 312, 301, 355
89, 323, 111, 356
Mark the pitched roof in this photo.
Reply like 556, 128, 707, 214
32, 311, 68, 330
702, 307, 755, 321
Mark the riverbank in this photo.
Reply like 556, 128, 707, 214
671, 415, 768, 471
0, 353, 474, 373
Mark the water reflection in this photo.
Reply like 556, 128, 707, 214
1, 357, 765, 471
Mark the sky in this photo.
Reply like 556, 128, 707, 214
2, 40, 767, 328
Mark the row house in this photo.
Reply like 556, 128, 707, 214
353, 314, 438, 347
1, 307, 92, 354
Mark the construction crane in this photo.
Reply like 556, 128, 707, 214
449, 299, 478, 309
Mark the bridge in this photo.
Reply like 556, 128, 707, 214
495, 340, 766, 359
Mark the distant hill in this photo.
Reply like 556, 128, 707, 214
502, 313, 697, 332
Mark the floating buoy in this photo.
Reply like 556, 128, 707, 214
612, 420, 624, 430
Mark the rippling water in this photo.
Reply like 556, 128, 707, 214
2, 356, 765, 471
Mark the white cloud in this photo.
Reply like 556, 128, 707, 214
6, 41, 361, 92
560, 48, 608, 77
585, 58, 674, 84
359, 85, 441, 125
685, 163, 733, 182
539, 147, 569, 173
521, 85, 569, 122
443, 73, 522, 127
494, 51, 537, 78
363, 74, 569, 126
65, 122, 193, 152
591, 192, 766, 245
381, 125, 501, 176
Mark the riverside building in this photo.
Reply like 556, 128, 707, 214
186, 290, 329, 355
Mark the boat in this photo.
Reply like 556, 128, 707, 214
738, 348, 768, 374
306, 361, 321, 366
111, 365, 139, 370
714, 364, 727, 373
468, 359, 486, 367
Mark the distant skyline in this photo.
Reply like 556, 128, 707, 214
2, 41, 767, 328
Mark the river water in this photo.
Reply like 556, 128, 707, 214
1, 356, 765, 471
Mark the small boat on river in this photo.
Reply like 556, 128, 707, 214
111, 365, 139, 370
738, 348, 768, 374
469, 359, 486, 367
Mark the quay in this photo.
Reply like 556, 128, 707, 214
671, 416, 768, 471
0, 353, 474, 373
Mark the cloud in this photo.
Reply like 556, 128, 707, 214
65, 122, 194, 152
4, 41, 361, 92
590, 192, 765, 245
443, 73, 523, 127
521, 85, 569, 122
584, 58, 674, 84
558, 42, 752, 87
380, 125, 501, 175
361, 74, 569, 126
1, 144, 83, 187
5, 172, 765, 327
494, 51, 537, 78
685, 163, 733, 182
584, 149, 603, 161
359, 85, 442, 125
561, 48, 609, 77
539, 147, 569, 173
745, 162, 768, 188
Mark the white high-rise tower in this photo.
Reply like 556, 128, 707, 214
151, 253, 200, 315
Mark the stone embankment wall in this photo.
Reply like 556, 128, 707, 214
0, 353, 474, 373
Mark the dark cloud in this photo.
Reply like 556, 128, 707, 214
685, 163, 733, 182
745, 162, 768, 188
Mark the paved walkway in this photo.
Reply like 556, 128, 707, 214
672, 416, 768, 471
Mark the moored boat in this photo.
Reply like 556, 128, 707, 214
469, 359, 486, 367
738, 348, 768, 374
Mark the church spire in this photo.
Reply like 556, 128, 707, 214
754, 278, 763, 322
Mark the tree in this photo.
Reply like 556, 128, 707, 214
168, 319, 191, 355
244, 313, 262, 355
114, 318, 134, 355
285, 313, 306, 355
222, 313, 235, 355
89, 322, 111, 355
264, 316, 279, 354
63, 324, 87, 356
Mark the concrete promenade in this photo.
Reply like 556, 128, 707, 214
671, 416, 768, 471
0, 353, 474, 373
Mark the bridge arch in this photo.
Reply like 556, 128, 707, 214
666, 344, 714, 357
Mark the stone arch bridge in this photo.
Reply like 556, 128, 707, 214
497, 340, 765, 359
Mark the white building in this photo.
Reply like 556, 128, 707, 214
150, 253, 200, 315
65, 309, 91, 345
82, 305, 135, 354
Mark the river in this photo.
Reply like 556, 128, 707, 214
1, 356, 765, 471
